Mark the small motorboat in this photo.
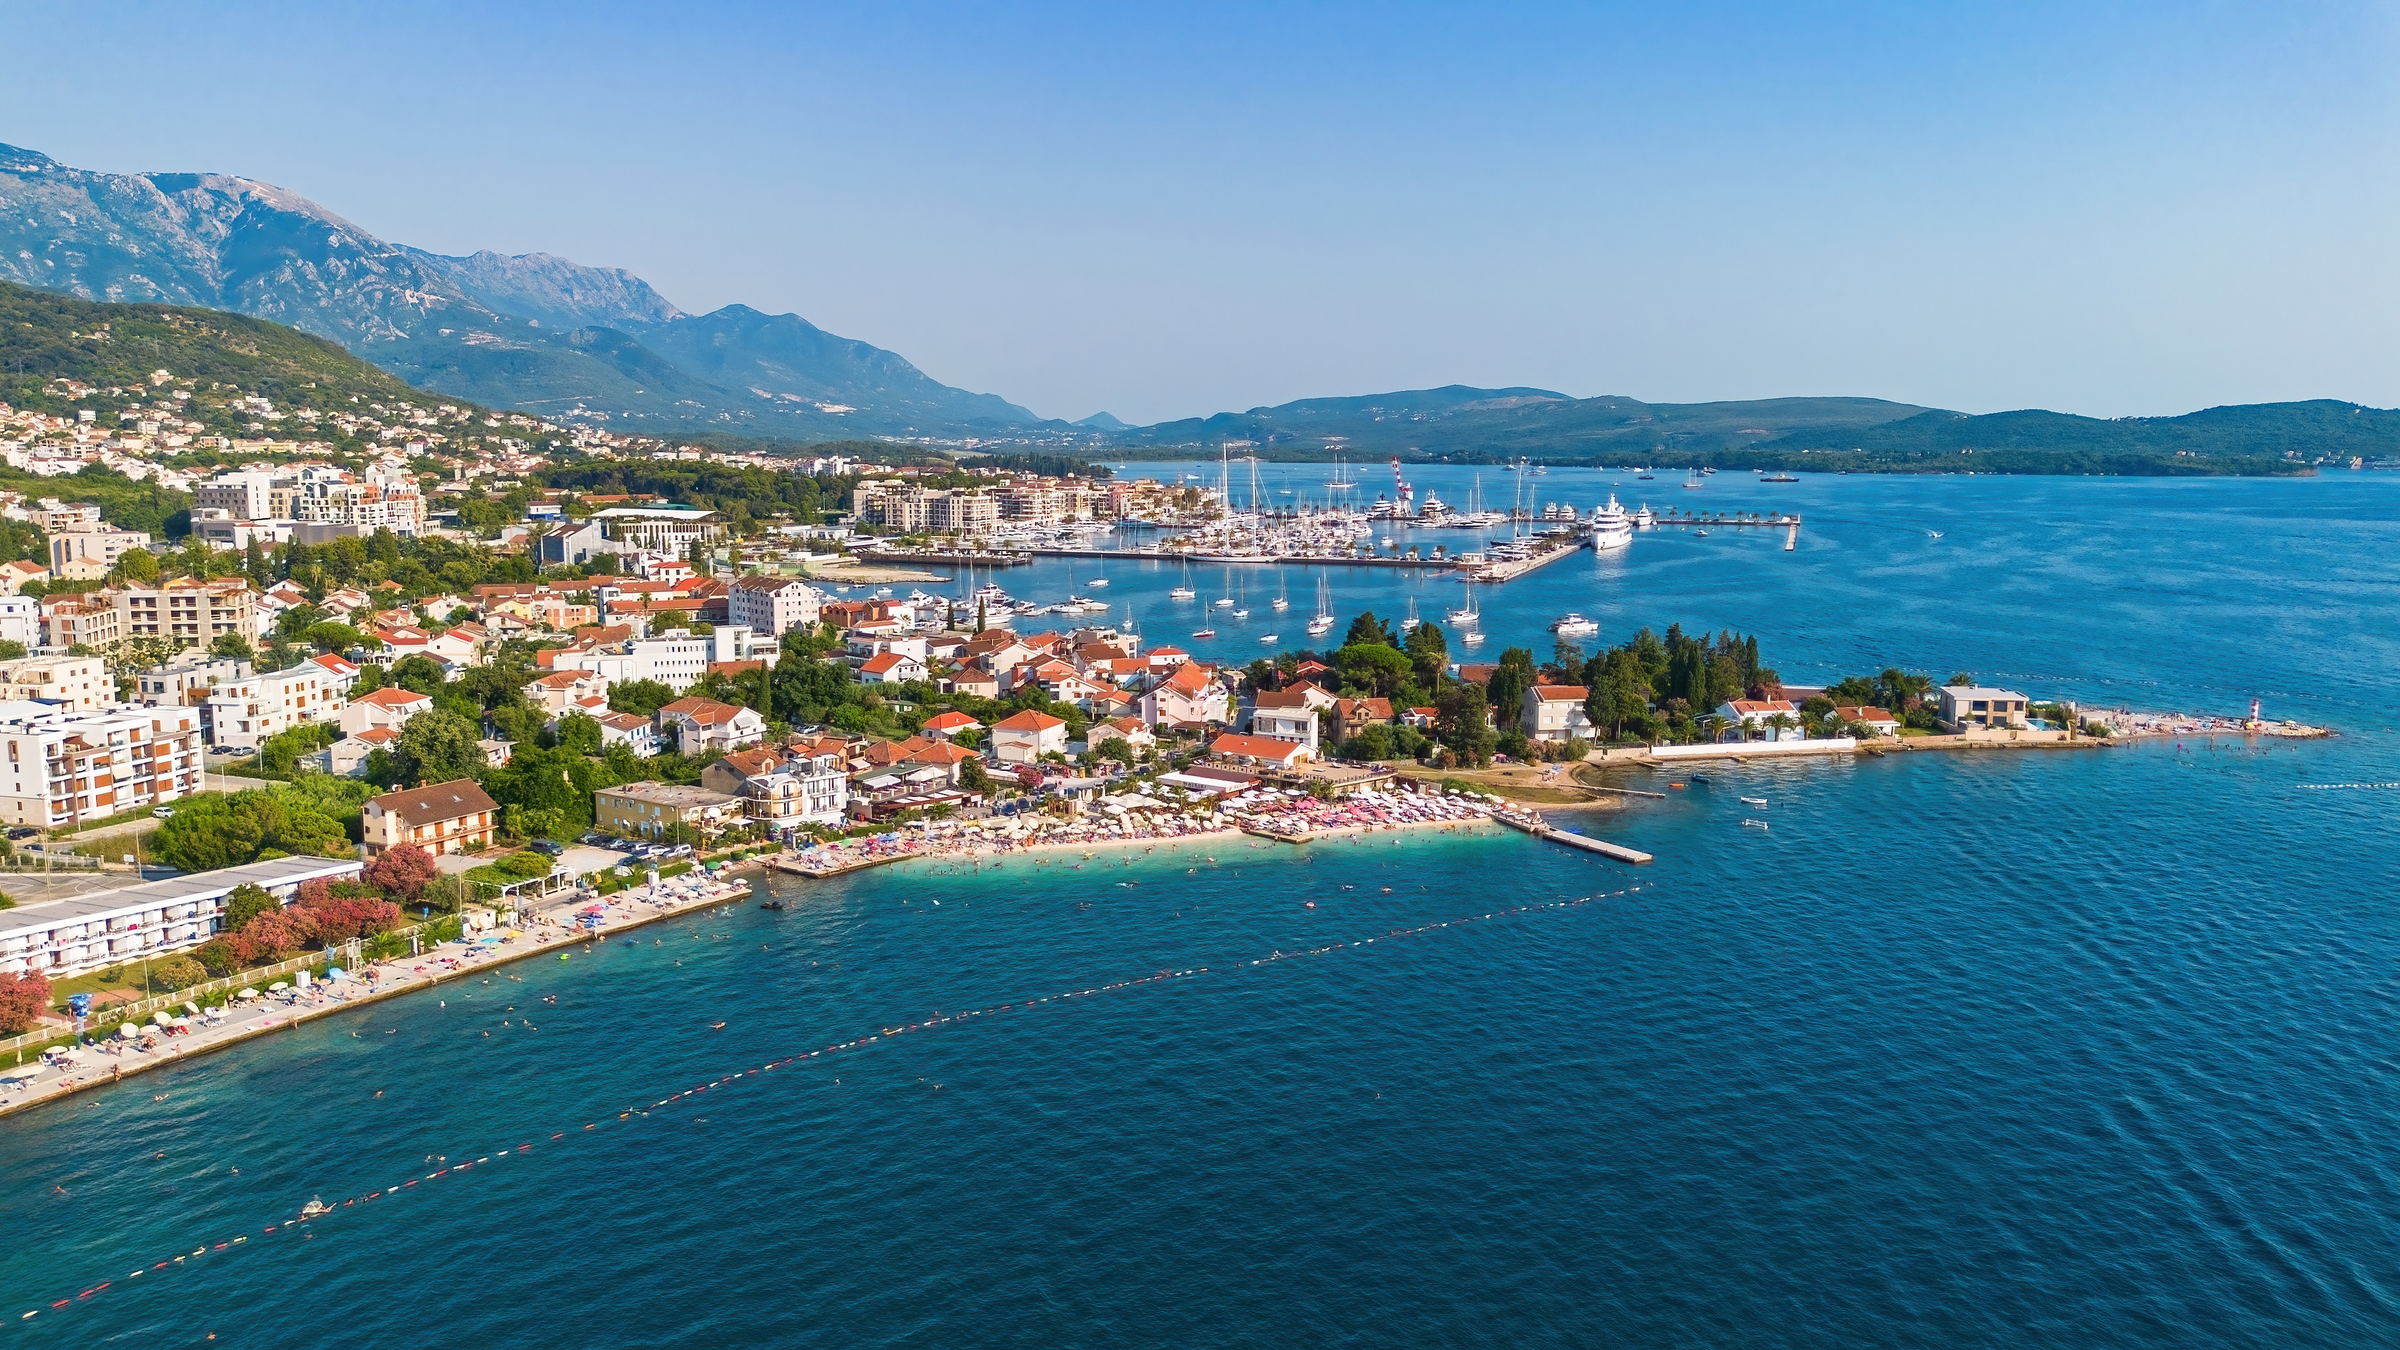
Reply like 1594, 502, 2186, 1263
760, 900, 789, 911
1741, 819, 1770, 829
300, 1197, 332, 1219
1191, 628, 1217, 639
1739, 796, 1767, 808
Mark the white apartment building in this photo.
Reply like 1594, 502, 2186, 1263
297, 479, 423, 534
0, 856, 362, 979
48, 526, 151, 580
726, 574, 825, 637
0, 595, 37, 651
201, 663, 347, 752
589, 506, 722, 553
193, 470, 283, 521
541, 625, 778, 694
0, 652, 112, 710
0, 699, 205, 829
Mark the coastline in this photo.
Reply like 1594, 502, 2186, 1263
0, 870, 759, 1122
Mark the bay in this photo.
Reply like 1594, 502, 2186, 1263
2, 470, 2395, 1347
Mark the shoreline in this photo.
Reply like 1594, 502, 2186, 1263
0, 869, 760, 1122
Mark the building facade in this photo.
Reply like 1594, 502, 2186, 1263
361, 779, 499, 857
594, 781, 743, 839
0, 856, 363, 979
115, 579, 258, 650
726, 574, 826, 637
48, 526, 151, 580
0, 700, 205, 828
202, 662, 347, 752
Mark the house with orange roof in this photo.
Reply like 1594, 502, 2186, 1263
340, 686, 432, 736
989, 709, 1069, 765
655, 696, 766, 756
1139, 660, 1231, 728
919, 710, 983, 739
1209, 732, 1312, 769
859, 651, 928, 684
1526, 686, 1594, 742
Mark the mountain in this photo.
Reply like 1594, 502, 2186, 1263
0, 142, 1045, 437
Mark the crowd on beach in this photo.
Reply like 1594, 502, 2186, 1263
788, 781, 1501, 875
2095, 707, 2329, 739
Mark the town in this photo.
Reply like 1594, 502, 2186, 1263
0, 367, 2315, 1093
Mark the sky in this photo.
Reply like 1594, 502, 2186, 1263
3, 1, 2395, 424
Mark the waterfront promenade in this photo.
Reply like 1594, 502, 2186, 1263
0, 869, 756, 1120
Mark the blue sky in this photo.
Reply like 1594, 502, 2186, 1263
4, 1, 2394, 424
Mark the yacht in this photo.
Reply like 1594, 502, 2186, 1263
1271, 573, 1290, 611
1761, 472, 1799, 483
1550, 613, 1600, 637
1633, 504, 1656, 529
1305, 574, 1338, 636
1260, 633, 1279, 644
1400, 596, 1421, 632
1169, 559, 1197, 601
1462, 630, 1486, 646
1588, 494, 1633, 552
1191, 626, 1217, 639
1445, 583, 1478, 626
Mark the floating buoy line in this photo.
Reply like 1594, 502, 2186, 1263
19, 882, 1650, 1324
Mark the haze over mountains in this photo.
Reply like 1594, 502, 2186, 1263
0, 140, 2388, 474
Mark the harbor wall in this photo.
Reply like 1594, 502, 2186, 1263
1647, 737, 1859, 761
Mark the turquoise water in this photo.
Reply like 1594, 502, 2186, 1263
3, 472, 2397, 1346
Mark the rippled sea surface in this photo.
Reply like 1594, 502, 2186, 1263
2, 472, 2395, 1347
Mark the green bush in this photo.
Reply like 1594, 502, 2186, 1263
194, 941, 237, 977
500, 851, 555, 879
151, 955, 208, 990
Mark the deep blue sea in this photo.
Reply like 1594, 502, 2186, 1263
4, 470, 2397, 1347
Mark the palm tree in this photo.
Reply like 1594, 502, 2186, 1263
1764, 712, 1798, 743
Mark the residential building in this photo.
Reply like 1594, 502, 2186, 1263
849, 483, 1000, 535
0, 700, 204, 828
1833, 705, 1901, 736
1715, 698, 1803, 740
1248, 688, 1322, 752
726, 574, 825, 637
536, 519, 611, 567
589, 505, 723, 553
1140, 661, 1232, 729
596, 711, 659, 756
361, 778, 499, 857
655, 697, 766, 756
308, 652, 362, 692
39, 594, 120, 650
202, 662, 348, 752
0, 595, 34, 651
1330, 697, 1394, 743
192, 470, 283, 521
1524, 685, 1593, 743
701, 739, 850, 831
340, 686, 434, 736
1209, 732, 1312, 770
529, 670, 610, 717
0, 855, 363, 979
859, 651, 928, 684
0, 652, 111, 710
537, 625, 778, 694
115, 579, 258, 650
989, 709, 1069, 765
1937, 686, 2030, 731
0, 560, 48, 595
920, 711, 983, 740
48, 525, 150, 579
595, 781, 742, 840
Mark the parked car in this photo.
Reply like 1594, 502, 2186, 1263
530, 839, 564, 857
6, 827, 38, 840
152, 807, 175, 819
668, 844, 694, 859
576, 832, 606, 847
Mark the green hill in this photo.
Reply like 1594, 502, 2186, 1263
0, 278, 438, 411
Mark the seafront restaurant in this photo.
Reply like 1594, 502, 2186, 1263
0, 855, 364, 979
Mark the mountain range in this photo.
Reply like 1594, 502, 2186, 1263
1, 140, 2388, 473
0, 141, 1046, 439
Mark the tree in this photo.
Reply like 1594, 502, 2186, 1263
114, 548, 161, 583
1404, 619, 1449, 686
363, 843, 438, 902
390, 710, 486, 786
303, 622, 370, 653
959, 756, 994, 795
389, 655, 447, 695
1435, 683, 1496, 767
0, 640, 24, 661
0, 971, 51, 1034
608, 679, 676, 719
210, 632, 254, 662
1586, 649, 1650, 739
1764, 712, 1798, 742
1343, 612, 1397, 649
1486, 647, 1536, 731
223, 883, 279, 932
1335, 642, 1414, 699
1948, 672, 1976, 687
151, 956, 207, 991
554, 711, 604, 755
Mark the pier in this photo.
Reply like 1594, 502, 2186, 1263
1460, 534, 1588, 584
1493, 811, 1654, 864
1647, 510, 1802, 528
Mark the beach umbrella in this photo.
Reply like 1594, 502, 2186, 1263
116, 1023, 137, 1039
237, 987, 259, 999
269, 981, 290, 992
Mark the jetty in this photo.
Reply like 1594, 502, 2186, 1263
1492, 810, 1653, 864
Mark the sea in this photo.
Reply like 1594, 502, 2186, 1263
3, 468, 2396, 1347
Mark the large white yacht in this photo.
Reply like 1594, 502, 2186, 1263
1589, 494, 1633, 551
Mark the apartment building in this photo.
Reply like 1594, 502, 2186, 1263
0, 699, 204, 828
48, 525, 151, 580
116, 579, 258, 650
594, 781, 743, 840
726, 574, 826, 637
848, 483, 999, 535
38, 594, 121, 650
201, 662, 347, 752
0, 856, 362, 979
700, 738, 851, 830
537, 625, 778, 694
588, 505, 722, 553
361, 778, 498, 857
0, 652, 112, 710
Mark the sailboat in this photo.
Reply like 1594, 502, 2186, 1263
1086, 553, 1108, 588
1170, 558, 1197, 601
1305, 573, 1337, 637
1400, 595, 1420, 632
1214, 566, 1235, 608
1445, 582, 1479, 626
1271, 572, 1290, 611
1230, 571, 1249, 619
